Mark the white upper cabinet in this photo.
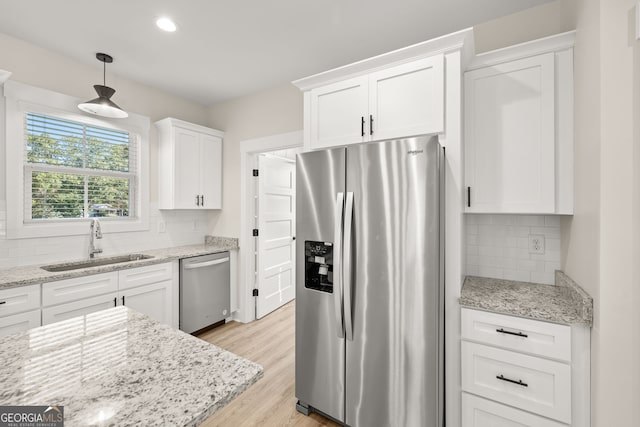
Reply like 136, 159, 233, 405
368, 56, 444, 141
307, 56, 445, 150
464, 33, 574, 214
156, 118, 223, 210
309, 76, 368, 149
293, 32, 466, 152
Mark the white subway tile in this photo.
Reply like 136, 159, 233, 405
466, 265, 479, 276
530, 271, 555, 285
503, 269, 531, 282
516, 259, 545, 272
478, 266, 503, 279
466, 246, 479, 256
531, 226, 561, 238
517, 237, 529, 248
467, 235, 478, 245
491, 215, 517, 226
545, 261, 561, 273
466, 224, 478, 236
544, 215, 561, 227
516, 215, 545, 227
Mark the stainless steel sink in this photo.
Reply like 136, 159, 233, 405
41, 254, 154, 272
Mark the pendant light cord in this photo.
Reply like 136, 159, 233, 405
103, 60, 106, 86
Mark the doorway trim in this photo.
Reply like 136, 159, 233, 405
237, 131, 303, 323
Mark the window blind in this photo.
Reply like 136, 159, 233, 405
24, 113, 137, 221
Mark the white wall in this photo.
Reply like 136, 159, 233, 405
206, 83, 303, 237
0, 32, 212, 267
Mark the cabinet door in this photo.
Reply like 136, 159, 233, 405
465, 53, 555, 213
42, 293, 118, 325
309, 76, 368, 149
462, 341, 571, 423
42, 273, 118, 307
120, 281, 172, 326
174, 127, 201, 209
0, 310, 41, 338
0, 284, 41, 316
199, 134, 222, 209
369, 55, 444, 140
462, 393, 567, 427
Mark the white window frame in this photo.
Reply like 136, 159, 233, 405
4, 80, 150, 239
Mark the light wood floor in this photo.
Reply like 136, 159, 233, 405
198, 301, 340, 427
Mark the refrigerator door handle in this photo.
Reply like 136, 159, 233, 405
333, 192, 345, 338
343, 191, 354, 341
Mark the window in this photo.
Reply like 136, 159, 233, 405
25, 113, 137, 221
4, 80, 150, 239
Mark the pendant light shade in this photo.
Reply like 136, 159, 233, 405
78, 53, 128, 118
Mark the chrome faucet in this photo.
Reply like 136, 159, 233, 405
89, 218, 103, 258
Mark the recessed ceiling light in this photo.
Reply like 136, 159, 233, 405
156, 17, 177, 32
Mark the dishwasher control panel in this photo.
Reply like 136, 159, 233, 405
304, 241, 333, 293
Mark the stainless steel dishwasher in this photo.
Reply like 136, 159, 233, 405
179, 252, 230, 334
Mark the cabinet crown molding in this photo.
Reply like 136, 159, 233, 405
154, 117, 224, 138
292, 27, 474, 92
468, 30, 576, 70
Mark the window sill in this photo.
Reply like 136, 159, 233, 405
7, 217, 150, 239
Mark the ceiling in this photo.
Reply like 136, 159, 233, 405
0, 0, 553, 106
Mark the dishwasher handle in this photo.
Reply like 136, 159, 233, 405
183, 257, 230, 269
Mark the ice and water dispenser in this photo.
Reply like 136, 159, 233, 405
304, 241, 334, 293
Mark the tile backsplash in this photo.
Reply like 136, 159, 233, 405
0, 201, 210, 268
466, 214, 561, 285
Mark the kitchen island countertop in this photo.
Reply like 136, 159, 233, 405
0, 306, 262, 426
0, 237, 238, 291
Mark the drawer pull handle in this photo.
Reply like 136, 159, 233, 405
496, 328, 528, 338
496, 374, 528, 387
0, 301, 6, 305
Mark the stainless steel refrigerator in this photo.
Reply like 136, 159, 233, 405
295, 135, 443, 427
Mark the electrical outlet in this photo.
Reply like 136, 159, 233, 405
157, 221, 166, 233
528, 234, 545, 255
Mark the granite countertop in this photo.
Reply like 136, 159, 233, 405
0, 236, 238, 291
460, 271, 593, 327
0, 306, 263, 426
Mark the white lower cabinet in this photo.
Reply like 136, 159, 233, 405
0, 309, 41, 337
462, 341, 571, 423
42, 262, 177, 328
462, 393, 567, 427
119, 281, 172, 325
0, 284, 42, 337
43, 293, 117, 325
461, 308, 590, 427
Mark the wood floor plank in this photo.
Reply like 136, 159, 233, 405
198, 301, 340, 427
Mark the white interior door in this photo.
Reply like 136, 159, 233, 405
256, 154, 296, 319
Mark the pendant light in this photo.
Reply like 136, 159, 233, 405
78, 53, 128, 118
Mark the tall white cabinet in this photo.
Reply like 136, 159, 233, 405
464, 32, 574, 214
156, 118, 223, 210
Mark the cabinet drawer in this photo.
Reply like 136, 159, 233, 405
0, 284, 41, 317
118, 263, 172, 290
462, 308, 571, 362
462, 341, 571, 423
43, 273, 118, 306
462, 393, 567, 427
42, 293, 117, 325
0, 309, 41, 337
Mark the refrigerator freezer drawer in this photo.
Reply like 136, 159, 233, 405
462, 341, 571, 424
